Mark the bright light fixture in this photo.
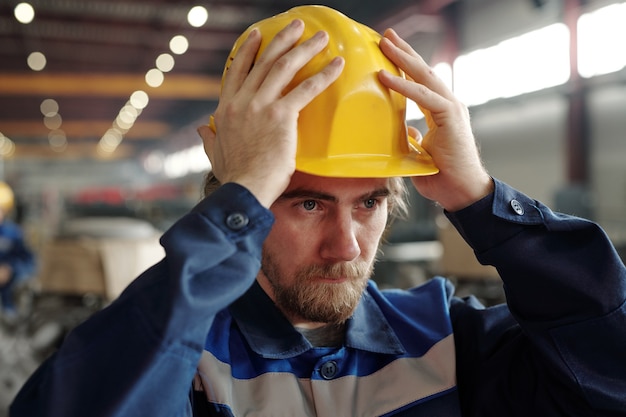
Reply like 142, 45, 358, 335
187, 6, 208, 28
14, 3, 35, 24
27, 51, 46, 71
578, 2, 626, 78
169, 35, 189, 55
145, 68, 164, 88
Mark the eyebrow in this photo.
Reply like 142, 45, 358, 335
279, 187, 390, 203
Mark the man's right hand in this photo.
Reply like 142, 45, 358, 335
198, 19, 344, 208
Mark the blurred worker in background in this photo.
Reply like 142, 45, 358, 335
10, 5, 626, 416
0, 181, 36, 322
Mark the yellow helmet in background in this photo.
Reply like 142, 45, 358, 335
213, 5, 438, 178
0, 181, 14, 213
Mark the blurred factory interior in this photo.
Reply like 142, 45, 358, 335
1, 0, 626, 412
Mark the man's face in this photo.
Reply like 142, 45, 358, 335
257, 171, 390, 327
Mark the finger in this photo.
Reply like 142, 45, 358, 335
279, 55, 345, 111
380, 29, 453, 100
257, 29, 332, 100
221, 28, 262, 99
378, 69, 448, 115
382, 28, 420, 59
241, 19, 306, 94
407, 125, 423, 144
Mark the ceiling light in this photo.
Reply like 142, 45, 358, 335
156, 53, 175, 72
145, 68, 164, 88
169, 35, 189, 55
118, 105, 139, 123
114, 116, 133, 131
98, 128, 123, 153
129, 90, 149, 109
27, 51, 46, 71
187, 6, 208, 28
14, 3, 35, 24
44, 114, 62, 130
0, 134, 16, 158
40, 99, 59, 117
48, 130, 67, 152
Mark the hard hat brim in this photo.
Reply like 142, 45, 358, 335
296, 138, 439, 178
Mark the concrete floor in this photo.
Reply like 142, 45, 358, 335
0, 290, 103, 416
0, 322, 43, 416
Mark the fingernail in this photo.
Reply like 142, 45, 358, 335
289, 19, 303, 29
313, 30, 328, 40
330, 56, 344, 67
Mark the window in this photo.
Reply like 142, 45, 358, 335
578, 2, 626, 78
453, 23, 570, 106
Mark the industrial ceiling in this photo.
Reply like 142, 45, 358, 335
0, 0, 452, 166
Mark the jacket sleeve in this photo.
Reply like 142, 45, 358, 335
447, 179, 626, 416
9, 183, 274, 417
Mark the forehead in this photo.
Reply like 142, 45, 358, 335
283, 171, 391, 198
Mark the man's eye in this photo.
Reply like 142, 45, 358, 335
302, 200, 317, 211
363, 198, 377, 209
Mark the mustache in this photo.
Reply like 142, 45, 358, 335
298, 262, 372, 281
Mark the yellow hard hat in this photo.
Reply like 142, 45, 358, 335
213, 5, 438, 178
0, 181, 14, 213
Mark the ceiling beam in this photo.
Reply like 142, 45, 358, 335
0, 73, 222, 99
420, 0, 458, 14
12, 142, 135, 160
374, 5, 443, 38
0, 120, 171, 140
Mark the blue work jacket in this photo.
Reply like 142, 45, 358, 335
0, 220, 36, 283
10, 179, 626, 416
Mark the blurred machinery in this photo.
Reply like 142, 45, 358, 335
38, 216, 164, 300
376, 213, 505, 306
0, 216, 164, 415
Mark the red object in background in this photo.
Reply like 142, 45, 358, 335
71, 183, 183, 206
72, 187, 125, 205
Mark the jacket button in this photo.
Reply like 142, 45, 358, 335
320, 361, 338, 380
510, 199, 524, 215
226, 212, 249, 230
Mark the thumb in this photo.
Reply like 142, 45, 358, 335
407, 125, 423, 144
197, 124, 216, 161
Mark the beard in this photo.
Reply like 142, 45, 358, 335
261, 251, 374, 325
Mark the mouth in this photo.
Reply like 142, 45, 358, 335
313, 275, 349, 284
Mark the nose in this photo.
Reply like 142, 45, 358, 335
319, 211, 361, 262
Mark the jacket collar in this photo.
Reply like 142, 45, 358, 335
229, 281, 405, 359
